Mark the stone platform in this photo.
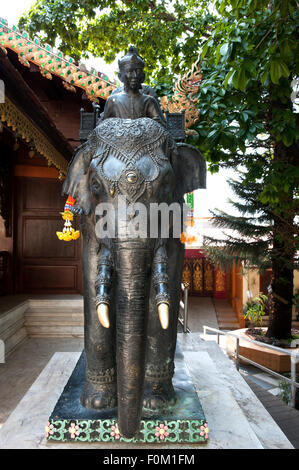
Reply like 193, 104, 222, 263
47, 349, 207, 444
0, 334, 294, 449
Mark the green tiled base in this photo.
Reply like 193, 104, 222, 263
46, 349, 208, 444
46, 418, 209, 443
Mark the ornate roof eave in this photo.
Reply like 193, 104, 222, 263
0, 97, 68, 177
0, 17, 117, 101
0, 17, 202, 132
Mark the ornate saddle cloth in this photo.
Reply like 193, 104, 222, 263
89, 117, 170, 165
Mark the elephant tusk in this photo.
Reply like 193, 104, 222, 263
97, 303, 110, 328
158, 303, 169, 330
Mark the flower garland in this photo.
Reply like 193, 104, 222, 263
56, 196, 80, 241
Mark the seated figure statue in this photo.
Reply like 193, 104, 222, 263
102, 46, 165, 126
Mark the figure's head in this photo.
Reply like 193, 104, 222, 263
118, 46, 145, 91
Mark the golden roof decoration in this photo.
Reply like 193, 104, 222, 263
0, 18, 202, 130
0, 96, 68, 177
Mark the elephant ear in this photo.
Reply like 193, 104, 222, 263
172, 143, 206, 197
62, 141, 92, 215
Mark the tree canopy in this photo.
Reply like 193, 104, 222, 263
18, 0, 212, 85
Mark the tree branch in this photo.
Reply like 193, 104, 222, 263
124, 0, 195, 32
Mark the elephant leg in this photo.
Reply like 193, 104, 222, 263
143, 237, 185, 412
80, 214, 117, 409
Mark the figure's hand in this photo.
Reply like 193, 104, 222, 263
158, 303, 169, 330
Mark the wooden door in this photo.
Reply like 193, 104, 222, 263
15, 176, 83, 294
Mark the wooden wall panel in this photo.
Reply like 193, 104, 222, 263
15, 176, 83, 294
23, 217, 76, 258
23, 266, 77, 290
23, 178, 65, 210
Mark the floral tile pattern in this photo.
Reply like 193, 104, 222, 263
45, 418, 209, 443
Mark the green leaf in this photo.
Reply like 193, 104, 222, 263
232, 69, 240, 89
282, 132, 294, 147
232, 66, 248, 92
215, 44, 221, 65
224, 69, 234, 89
201, 40, 210, 58
280, 61, 290, 78
270, 60, 290, 84
220, 43, 229, 56
240, 111, 249, 122
238, 68, 248, 92
270, 60, 280, 84
260, 69, 269, 84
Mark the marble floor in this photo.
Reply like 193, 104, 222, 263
0, 336, 283, 431
0, 337, 83, 426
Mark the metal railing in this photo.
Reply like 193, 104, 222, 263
203, 325, 299, 408
179, 283, 190, 333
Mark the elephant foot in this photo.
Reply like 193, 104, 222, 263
142, 380, 177, 416
80, 381, 117, 410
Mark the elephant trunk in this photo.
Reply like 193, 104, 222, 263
95, 242, 170, 439
115, 241, 151, 438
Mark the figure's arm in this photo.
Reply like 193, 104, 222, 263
146, 96, 166, 127
102, 96, 116, 120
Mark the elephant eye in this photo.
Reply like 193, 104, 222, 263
91, 174, 102, 195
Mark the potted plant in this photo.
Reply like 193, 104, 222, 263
243, 293, 268, 332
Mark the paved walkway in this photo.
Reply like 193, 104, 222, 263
182, 296, 219, 332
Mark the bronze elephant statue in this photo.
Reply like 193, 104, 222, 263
62, 116, 206, 438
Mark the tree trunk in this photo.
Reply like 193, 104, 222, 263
266, 142, 296, 339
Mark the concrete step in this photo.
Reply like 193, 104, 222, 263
26, 325, 84, 338
27, 298, 83, 309
216, 308, 240, 330
25, 301, 84, 338
218, 325, 240, 331
25, 310, 83, 320
217, 315, 239, 321
0, 302, 28, 359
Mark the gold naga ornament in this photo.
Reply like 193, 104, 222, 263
160, 57, 202, 134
